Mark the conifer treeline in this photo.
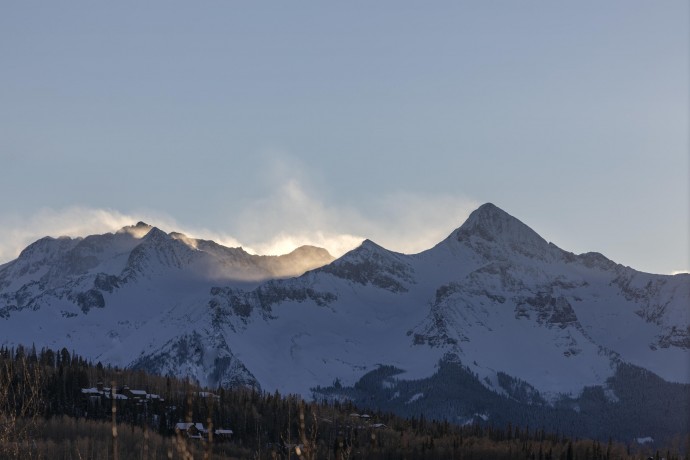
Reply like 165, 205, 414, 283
0, 345, 686, 459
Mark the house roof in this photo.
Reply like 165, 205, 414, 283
175, 422, 206, 432
81, 388, 101, 395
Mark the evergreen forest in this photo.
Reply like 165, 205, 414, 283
0, 345, 687, 459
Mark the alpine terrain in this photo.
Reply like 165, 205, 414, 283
1, 204, 688, 445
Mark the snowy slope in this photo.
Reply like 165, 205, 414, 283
0, 222, 333, 377
0, 204, 688, 410
193, 203, 689, 398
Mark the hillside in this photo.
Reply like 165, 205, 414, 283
0, 203, 688, 444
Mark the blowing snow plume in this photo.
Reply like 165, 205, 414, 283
0, 207, 145, 264
234, 177, 479, 257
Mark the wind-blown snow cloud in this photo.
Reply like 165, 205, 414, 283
0, 207, 141, 264
223, 150, 480, 257
359, 191, 481, 253
234, 176, 479, 257
0, 183, 479, 265
0, 152, 479, 264
0, 207, 244, 265
234, 178, 365, 256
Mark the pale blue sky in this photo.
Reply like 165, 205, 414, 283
0, 2, 688, 274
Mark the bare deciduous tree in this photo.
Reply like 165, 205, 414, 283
0, 353, 43, 458
296, 400, 318, 460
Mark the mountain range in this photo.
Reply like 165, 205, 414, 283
1, 203, 688, 445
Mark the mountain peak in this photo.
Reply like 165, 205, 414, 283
360, 239, 383, 250
453, 203, 551, 257
285, 245, 334, 260
118, 221, 154, 238
142, 226, 169, 241
333, 239, 393, 265
351, 239, 401, 257
463, 203, 515, 228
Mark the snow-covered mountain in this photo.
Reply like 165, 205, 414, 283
0, 222, 333, 381
1, 204, 688, 442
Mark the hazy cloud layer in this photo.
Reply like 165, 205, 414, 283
234, 177, 479, 257
231, 151, 480, 257
0, 184, 479, 265
1, 195, 685, 275
0, 152, 478, 263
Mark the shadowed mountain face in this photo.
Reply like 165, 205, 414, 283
1, 204, 688, 444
